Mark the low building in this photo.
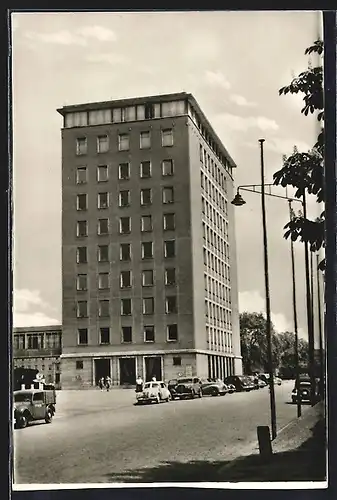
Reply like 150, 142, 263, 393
13, 326, 62, 389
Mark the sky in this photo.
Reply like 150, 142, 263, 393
11, 10, 324, 341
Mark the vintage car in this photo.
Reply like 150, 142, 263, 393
291, 378, 319, 404
13, 389, 56, 428
174, 377, 203, 399
224, 375, 255, 392
136, 381, 172, 404
200, 378, 229, 396
167, 379, 179, 399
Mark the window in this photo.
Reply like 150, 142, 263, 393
164, 240, 175, 258
98, 192, 109, 209
162, 159, 174, 176
165, 268, 176, 285
120, 243, 131, 261
162, 187, 174, 204
66, 112, 88, 128
78, 328, 88, 345
118, 134, 129, 151
76, 138, 87, 155
140, 131, 151, 149
144, 103, 155, 119
77, 194, 87, 211
173, 355, 181, 365
119, 217, 131, 234
99, 300, 110, 317
76, 274, 87, 291
166, 296, 177, 314
77, 220, 88, 237
100, 327, 110, 345
141, 215, 152, 232
122, 106, 136, 122
122, 326, 132, 343
161, 100, 185, 117
162, 129, 173, 147
140, 161, 151, 178
143, 297, 154, 315
163, 213, 175, 231
98, 218, 109, 235
119, 190, 130, 207
121, 298, 132, 316
89, 109, 111, 125
97, 135, 109, 153
168, 324, 178, 341
98, 273, 110, 290
98, 245, 109, 262
76, 166, 87, 184
142, 241, 153, 259
77, 247, 87, 264
137, 105, 145, 120
120, 270, 132, 288
97, 165, 108, 182
140, 188, 152, 206
119, 163, 130, 180
142, 269, 154, 286
77, 301, 88, 318
144, 325, 155, 342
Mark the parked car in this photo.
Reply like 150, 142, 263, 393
291, 378, 320, 404
247, 375, 260, 390
257, 378, 267, 388
200, 378, 229, 396
227, 383, 236, 394
175, 377, 203, 399
167, 379, 179, 399
136, 381, 172, 405
224, 375, 255, 392
13, 389, 56, 429
274, 376, 282, 386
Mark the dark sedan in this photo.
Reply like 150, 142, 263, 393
224, 375, 255, 392
200, 378, 229, 397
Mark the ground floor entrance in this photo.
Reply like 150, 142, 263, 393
119, 357, 136, 385
144, 356, 162, 382
94, 358, 111, 385
207, 354, 235, 380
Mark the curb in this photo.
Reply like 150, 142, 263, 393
216, 401, 324, 477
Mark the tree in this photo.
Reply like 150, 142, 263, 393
273, 40, 325, 268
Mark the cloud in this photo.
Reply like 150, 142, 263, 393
205, 70, 231, 90
264, 137, 312, 156
76, 25, 117, 42
86, 53, 128, 65
14, 312, 60, 328
239, 290, 306, 338
13, 289, 60, 328
215, 113, 279, 132
24, 25, 117, 47
230, 94, 257, 107
25, 30, 87, 46
14, 289, 50, 313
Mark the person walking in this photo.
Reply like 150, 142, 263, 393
105, 376, 112, 392
98, 377, 105, 391
136, 375, 144, 393
152, 376, 157, 382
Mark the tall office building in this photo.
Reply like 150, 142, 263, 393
57, 92, 242, 388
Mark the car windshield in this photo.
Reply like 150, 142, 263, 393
178, 378, 193, 384
14, 393, 32, 403
144, 382, 158, 389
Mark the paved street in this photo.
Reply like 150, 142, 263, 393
13, 380, 309, 484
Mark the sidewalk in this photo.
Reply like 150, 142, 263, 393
217, 401, 326, 482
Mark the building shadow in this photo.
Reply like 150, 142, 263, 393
104, 419, 326, 483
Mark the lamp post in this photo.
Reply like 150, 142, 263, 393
289, 201, 302, 418
316, 253, 324, 400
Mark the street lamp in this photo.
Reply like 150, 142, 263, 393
316, 253, 324, 400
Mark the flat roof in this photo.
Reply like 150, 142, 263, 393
13, 325, 62, 334
57, 92, 236, 168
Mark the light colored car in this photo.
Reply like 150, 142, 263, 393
136, 381, 172, 405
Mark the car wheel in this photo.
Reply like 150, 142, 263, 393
166, 394, 172, 402
45, 408, 53, 424
18, 414, 28, 429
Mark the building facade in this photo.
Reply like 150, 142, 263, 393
57, 92, 242, 389
13, 325, 62, 389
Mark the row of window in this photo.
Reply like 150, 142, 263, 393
77, 240, 176, 263
77, 323, 179, 345
201, 198, 228, 236
65, 101, 186, 129
77, 214, 176, 238
76, 129, 174, 155
199, 144, 228, 191
203, 249, 231, 280
204, 274, 232, 303
76, 296, 178, 318
202, 222, 230, 256
76, 160, 174, 184
13, 334, 62, 350
205, 300, 232, 325
201, 172, 228, 214
206, 327, 233, 348
77, 268, 176, 291
77, 187, 175, 210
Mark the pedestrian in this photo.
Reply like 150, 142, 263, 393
105, 376, 112, 392
98, 377, 104, 391
136, 375, 143, 393
152, 375, 157, 382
